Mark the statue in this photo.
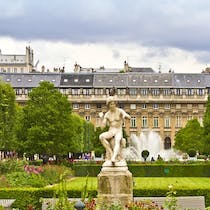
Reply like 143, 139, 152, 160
99, 95, 131, 166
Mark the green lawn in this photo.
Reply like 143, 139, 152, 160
64, 177, 210, 191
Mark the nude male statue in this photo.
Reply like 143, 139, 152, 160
99, 96, 131, 164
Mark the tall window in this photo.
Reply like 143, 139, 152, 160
140, 89, 148, 95
164, 117, 171, 128
129, 89, 137, 95
130, 117, 136, 128
117, 89, 126, 95
174, 89, 182, 95
153, 117, 159, 128
163, 89, 171, 95
176, 115, 182, 127
153, 104, 159, 109
72, 89, 80, 95
95, 89, 104, 95
197, 89, 204, 96
142, 116, 148, 128
85, 116, 91, 121
142, 104, 147, 109
83, 89, 92, 95
186, 89, 194, 96
151, 89, 160, 96
85, 104, 90, 109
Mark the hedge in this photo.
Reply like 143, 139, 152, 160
0, 187, 209, 209
72, 163, 210, 177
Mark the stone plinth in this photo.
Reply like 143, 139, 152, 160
97, 165, 133, 209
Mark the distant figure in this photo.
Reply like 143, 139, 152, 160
157, 154, 163, 161
151, 157, 155, 162
99, 96, 131, 165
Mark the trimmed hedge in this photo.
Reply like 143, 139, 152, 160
0, 187, 209, 209
72, 163, 210, 177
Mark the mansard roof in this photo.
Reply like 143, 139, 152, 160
0, 72, 209, 89
60, 73, 93, 87
172, 73, 206, 88
0, 73, 61, 88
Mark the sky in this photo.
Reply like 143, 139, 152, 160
0, 0, 210, 73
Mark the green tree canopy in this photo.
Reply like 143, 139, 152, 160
17, 81, 73, 157
174, 119, 205, 154
203, 95, 210, 154
0, 80, 17, 150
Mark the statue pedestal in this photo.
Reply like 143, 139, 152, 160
97, 164, 133, 209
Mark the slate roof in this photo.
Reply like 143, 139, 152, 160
0, 73, 61, 88
172, 73, 206, 88
60, 74, 93, 87
0, 72, 209, 89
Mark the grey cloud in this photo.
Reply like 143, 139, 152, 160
1, 0, 210, 52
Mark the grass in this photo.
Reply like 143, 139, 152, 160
61, 177, 210, 191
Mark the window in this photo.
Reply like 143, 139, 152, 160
164, 104, 170, 109
174, 89, 182, 95
74, 79, 78, 83
97, 104, 102, 109
14, 68, 17, 73
73, 104, 79, 109
16, 88, 23, 95
95, 89, 104, 95
164, 117, 171, 128
130, 117, 136, 128
85, 116, 91, 121
129, 89, 137, 95
151, 89, 160, 96
117, 89, 126, 95
130, 104, 136, 110
142, 116, 148, 128
153, 117, 159, 128
63, 79, 68, 83
163, 89, 171, 95
85, 104, 90, 109
142, 104, 147, 109
140, 89, 148, 95
17, 78, 21, 82
176, 115, 182, 127
153, 104, 159, 109
96, 117, 101, 127
197, 89, 204, 96
72, 89, 80, 95
186, 89, 194, 96
83, 89, 92, 95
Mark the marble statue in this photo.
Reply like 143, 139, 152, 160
99, 95, 131, 166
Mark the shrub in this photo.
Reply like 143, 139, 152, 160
141, 150, 149, 161
188, 149, 196, 157
0, 159, 27, 174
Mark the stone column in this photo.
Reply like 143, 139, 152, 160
97, 165, 133, 209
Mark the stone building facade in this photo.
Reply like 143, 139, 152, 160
0, 47, 34, 73
1, 68, 209, 148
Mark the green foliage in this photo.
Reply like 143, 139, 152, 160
174, 119, 205, 154
16, 81, 73, 157
141, 150, 150, 161
164, 185, 177, 210
0, 80, 17, 150
6, 172, 47, 188
188, 148, 197, 157
0, 159, 27, 174
72, 163, 210, 177
41, 165, 72, 185
203, 95, 210, 154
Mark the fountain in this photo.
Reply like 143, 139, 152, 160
123, 129, 178, 161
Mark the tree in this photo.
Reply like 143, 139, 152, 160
203, 95, 210, 154
0, 80, 17, 150
17, 81, 73, 157
141, 150, 149, 161
174, 119, 205, 154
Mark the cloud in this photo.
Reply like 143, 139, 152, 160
1, 0, 210, 52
